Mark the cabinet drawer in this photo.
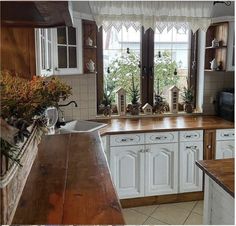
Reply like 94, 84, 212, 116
145, 132, 178, 144
180, 130, 203, 142
110, 133, 144, 146
216, 129, 235, 140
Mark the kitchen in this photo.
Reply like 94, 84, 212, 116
0, 1, 235, 225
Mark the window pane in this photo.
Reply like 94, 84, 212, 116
154, 27, 190, 103
48, 42, 52, 69
68, 27, 76, 45
69, 47, 77, 68
47, 29, 51, 42
57, 27, 67, 44
41, 35, 46, 70
58, 46, 67, 68
103, 26, 141, 105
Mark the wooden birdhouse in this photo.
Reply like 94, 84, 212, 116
169, 85, 180, 113
116, 88, 126, 116
142, 103, 153, 115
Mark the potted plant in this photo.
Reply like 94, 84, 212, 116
129, 75, 140, 115
101, 88, 113, 117
153, 93, 169, 114
181, 86, 194, 113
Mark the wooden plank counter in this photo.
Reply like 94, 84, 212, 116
12, 132, 125, 224
196, 158, 234, 197
99, 116, 234, 135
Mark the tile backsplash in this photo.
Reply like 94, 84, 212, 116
56, 74, 96, 121
203, 71, 234, 115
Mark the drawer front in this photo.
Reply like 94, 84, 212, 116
180, 130, 203, 142
110, 133, 144, 146
145, 132, 178, 144
216, 129, 235, 141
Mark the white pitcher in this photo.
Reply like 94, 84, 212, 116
86, 59, 95, 72
86, 37, 93, 46
210, 58, 217, 70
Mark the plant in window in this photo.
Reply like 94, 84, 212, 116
128, 75, 140, 115
181, 86, 194, 113
100, 88, 113, 117
153, 93, 169, 114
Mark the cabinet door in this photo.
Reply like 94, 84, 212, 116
145, 143, 178, 196
216, 140, 235, 159
110, 145, 145, 199
180, 141, 203, 193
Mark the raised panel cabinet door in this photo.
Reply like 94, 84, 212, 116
179, 141, 203, 193
145, 143, 178, 196
110, 145, 145, 199
216, 140, 235, 159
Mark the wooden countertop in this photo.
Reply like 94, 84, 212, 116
12, 132, 125, 224
99, 116, 234, 135
196, 159, 234, 198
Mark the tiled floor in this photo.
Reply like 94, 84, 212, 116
122, 200, 203, 225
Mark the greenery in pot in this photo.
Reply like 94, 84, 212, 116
100, 88, 113, 116
128, 75, 140, 115
0, 70, 72, 165
181, 86, 194, 113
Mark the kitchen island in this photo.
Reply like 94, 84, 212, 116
12, 132, 125, 224
196, 159, 234, 225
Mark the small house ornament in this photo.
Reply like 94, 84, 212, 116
116, 88, 126, 116
169, 85, 180, 113
142, 103, 153, 115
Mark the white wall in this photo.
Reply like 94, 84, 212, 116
56, 74, 97, 121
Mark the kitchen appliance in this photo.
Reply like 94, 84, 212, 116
216, 89, 234, 122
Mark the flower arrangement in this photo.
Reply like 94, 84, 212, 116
0, 70, 72, 164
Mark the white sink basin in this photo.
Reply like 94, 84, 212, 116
59, 120, 107, 133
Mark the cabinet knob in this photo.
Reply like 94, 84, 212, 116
207, 145, 211, 149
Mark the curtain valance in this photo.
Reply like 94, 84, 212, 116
89, 1, 213, 33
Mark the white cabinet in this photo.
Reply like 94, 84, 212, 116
216, 129, 235, 159
110, 145, 145, 198
145, 143, 178, 196
179, 142, 203, 193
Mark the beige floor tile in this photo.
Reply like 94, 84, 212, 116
131, 204, 159, 216
192, 200, 204, 215
151, 203, 190, 225
144, 216, 169, 225
172, 201, 197, 211
184, 212, 203, 225
122, 208, 148, 225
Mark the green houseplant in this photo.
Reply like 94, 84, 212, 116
181, 86, 194, 113
101, 88, 113, 117
128, 75, 140, 115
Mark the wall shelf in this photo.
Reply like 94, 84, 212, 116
205, 46, 227, 49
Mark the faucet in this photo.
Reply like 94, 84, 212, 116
58, 101, 78, 107
56, 101, 78, 128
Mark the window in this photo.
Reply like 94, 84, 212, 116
154, 27, 190, 101
99, 26, 195, 114
36, 28, 53, 76
103, 26, 141, 104
56, 27, 77, 69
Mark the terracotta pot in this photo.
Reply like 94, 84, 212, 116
184, 103, 193, 113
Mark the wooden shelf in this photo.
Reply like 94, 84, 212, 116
205, 46, 227, 49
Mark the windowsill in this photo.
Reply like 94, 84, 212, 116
96, 111, 204, 120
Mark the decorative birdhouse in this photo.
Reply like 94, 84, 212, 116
116, 88, 126, 116
142, 103, 153, 115
169, 85, 180, 113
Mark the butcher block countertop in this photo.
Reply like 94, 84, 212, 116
13, 132, 125, 224
99, 116, 234, 135
196, 159, 234, 197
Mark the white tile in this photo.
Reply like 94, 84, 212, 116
184, 212, 203, 225
192, 200, 203, 215
151, 203, 190, 225
144, 216, 168, 225
122, 208, 148, 225
131, 204, 159, 216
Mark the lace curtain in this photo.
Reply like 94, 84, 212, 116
89, 1, 213, 33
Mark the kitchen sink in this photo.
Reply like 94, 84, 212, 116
59, 120, 107, 133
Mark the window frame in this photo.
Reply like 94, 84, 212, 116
35, 28, 53, 77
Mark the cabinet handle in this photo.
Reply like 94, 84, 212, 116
145, 149, 149, 152
139, 149, 144, 153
